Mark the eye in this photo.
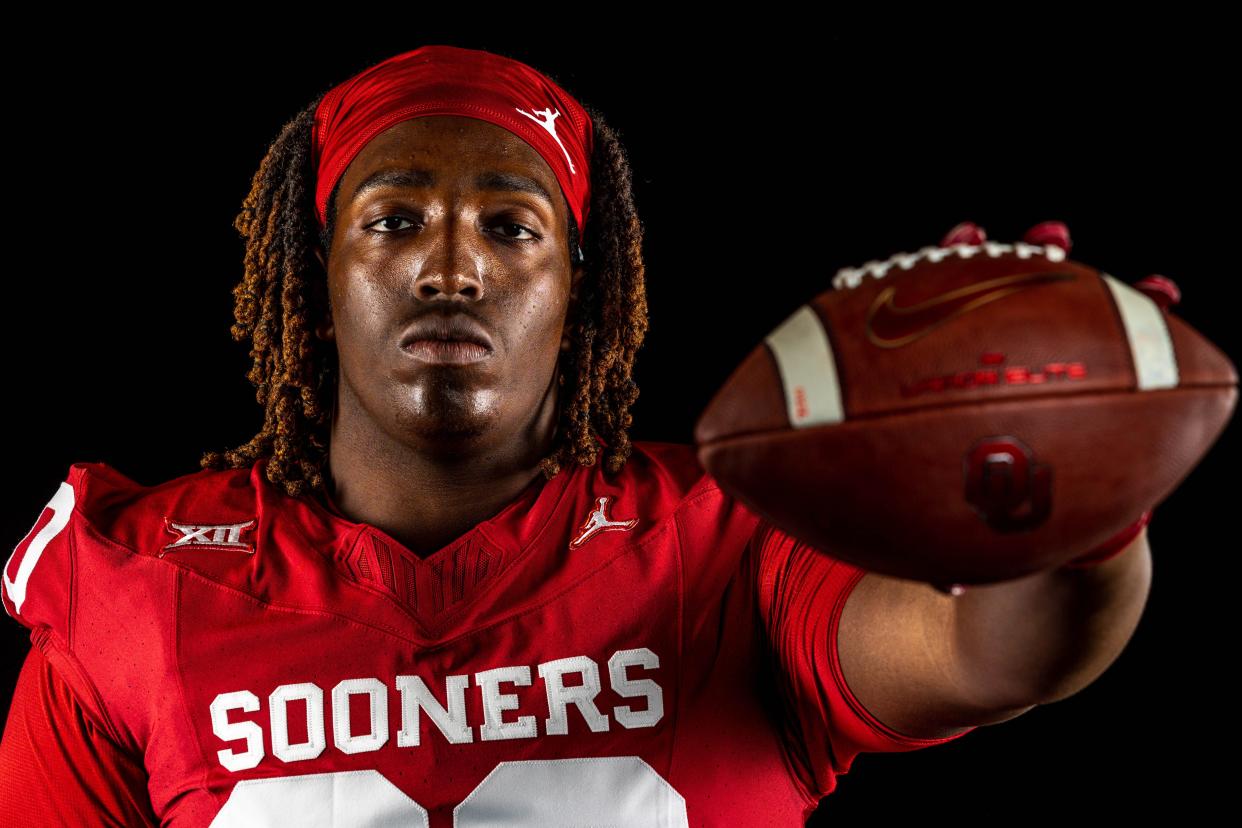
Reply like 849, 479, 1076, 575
367, 215, 419, 233
492, 221, 538, 241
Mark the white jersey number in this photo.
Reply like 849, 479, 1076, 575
209, 756, 688, 827
3, 482, 74, 617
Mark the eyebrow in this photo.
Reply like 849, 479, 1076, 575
350, 167, 555, 210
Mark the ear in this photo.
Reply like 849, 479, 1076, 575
570, 262, 585, 303
312, 244, 334, 342
561, 263, 586, 352
316, 312, 335, 343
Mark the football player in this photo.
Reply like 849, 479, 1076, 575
0, 45, 1153, 826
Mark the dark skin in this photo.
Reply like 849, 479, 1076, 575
311, 116, 584, 558
308, 115, 1154, 744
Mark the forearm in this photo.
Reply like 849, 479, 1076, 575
950, 527, 1154, 708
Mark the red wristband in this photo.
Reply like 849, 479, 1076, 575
1061, 509, 1153, 569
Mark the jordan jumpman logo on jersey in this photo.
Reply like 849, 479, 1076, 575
514, 105, 577, 174
569, 496, 638, 549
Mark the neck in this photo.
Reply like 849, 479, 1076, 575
324, 373, 562, 558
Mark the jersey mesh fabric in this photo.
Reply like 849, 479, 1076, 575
751, 517, 976, 801
0, 644, 158, 827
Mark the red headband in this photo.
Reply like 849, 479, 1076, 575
311, 44, 594, 246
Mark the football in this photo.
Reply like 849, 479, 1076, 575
693, 221, 1238, 585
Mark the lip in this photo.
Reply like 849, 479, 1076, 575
402, 340, 492, 365
399, 313, 494, 365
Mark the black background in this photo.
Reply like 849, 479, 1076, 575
2, 23, 1236, 824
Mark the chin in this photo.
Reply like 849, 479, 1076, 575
413, 425, 492, 458
393, 390, 498, 448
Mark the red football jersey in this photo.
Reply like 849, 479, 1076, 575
1, 440, 974, 826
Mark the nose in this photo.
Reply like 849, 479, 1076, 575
412, 223, 485, 302
414, 268, 484, 301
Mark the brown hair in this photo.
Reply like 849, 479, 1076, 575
200, 73, 649, 499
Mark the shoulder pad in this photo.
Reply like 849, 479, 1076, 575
2, 460, 256, 750
628, 440, 717, 500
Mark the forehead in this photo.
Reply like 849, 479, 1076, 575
339, 115, 560, 201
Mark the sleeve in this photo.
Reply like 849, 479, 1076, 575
2, 464, 121, 741
751, 516, 977, 799
0, 645, 158, 827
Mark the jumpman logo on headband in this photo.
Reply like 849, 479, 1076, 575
569, 496, 638, 549
515, 106, 577, 174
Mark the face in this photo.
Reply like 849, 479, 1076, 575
314, 115, 585, 457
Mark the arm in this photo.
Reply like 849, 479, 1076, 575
0, 645, 159, 827
836, 526, 1153, 739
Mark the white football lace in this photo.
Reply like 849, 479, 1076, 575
831, 242, 1068, 291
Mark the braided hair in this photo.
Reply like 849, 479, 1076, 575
200, 83, 649, 499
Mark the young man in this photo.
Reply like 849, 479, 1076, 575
0, 44, 1152, 825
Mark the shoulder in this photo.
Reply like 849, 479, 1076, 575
622, 440, 712, 495
623, 442, 871, 585
3, 459, 262, 629
619, 439, 765, 561
616, 440, 747, 517
63, 460, 260, 556
2, 459, 264, 751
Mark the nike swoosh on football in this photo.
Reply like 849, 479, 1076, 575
864, 270, 1077, 349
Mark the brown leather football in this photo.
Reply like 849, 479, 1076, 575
693, 221, 1238, 585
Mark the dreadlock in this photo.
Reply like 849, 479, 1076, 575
200, 87, 649, 499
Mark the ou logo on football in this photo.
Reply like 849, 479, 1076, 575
962, 435, 1052, 532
